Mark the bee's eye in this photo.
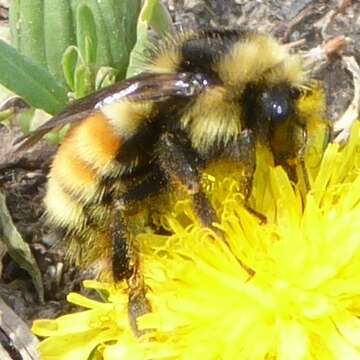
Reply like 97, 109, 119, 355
260, 87, 292, 123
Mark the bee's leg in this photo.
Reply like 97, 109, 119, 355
228, 129, 256, 199
110, 168, 169, 335
299, 155, 310, 192
157, 132, 217, 228
157, 131, 258, 276
225, 129, 266, 222
298, 129, 311, 193
110, 208, 151, 336
119, 166, 168, 207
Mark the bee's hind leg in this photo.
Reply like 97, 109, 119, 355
110, 207, 151, 336
110, 167, 170, 335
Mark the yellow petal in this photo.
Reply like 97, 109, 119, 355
278, 320, 308, 360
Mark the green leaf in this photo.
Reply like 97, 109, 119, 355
142, 0, 173, 36
76, 4, 97, 65
95, 67, 118, 90
0, 190, 44, 303
96, 0, 130, 77
0, 108, 14, 122
44, 0, 76, 85
15, 0, 47, 68
74, 63, 94, 98
123, 0, 142, 52
16, 108, 36, 134
75, 0, 112, 67
44, 124, 70, 144
9, 0, 20, 49
126, 0, 173, 77
28, 108, 69, 144
0, 39, 68, 114
62, 45, 80, 91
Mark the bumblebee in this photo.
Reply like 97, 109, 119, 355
17, 29, 321, 333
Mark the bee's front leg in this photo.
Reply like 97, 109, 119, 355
228, 129, 266, 222
157, 132, 218, 229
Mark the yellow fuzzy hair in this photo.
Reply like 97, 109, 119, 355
146, 31, 308, 155
216, 33, 306, 88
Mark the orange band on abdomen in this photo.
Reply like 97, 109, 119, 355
71, 113, 123, 171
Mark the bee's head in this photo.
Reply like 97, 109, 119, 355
150, 30, 309, 156
242, 83, 302, 135
255, 86, 300, 124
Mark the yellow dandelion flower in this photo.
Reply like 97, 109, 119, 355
33, 121, 360, 360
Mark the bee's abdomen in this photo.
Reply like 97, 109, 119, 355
43, 101, 155, 273
45, 112, 124, 235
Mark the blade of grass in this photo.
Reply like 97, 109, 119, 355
0, 40, 68, 115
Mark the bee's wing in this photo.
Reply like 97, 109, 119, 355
14, 72, 208, 151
